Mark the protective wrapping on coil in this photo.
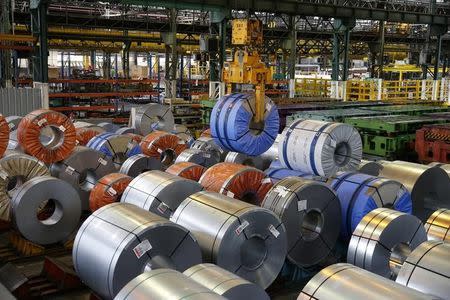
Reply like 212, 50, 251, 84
199, 162, 273, 205
264, 168, 316, 182
225, 152, 271, 171
119, 154, 163, 177
424, 209, 450, 242
210, 93, 279, 156
75, 127, 104, 146
347, 208, 427, 279
0, 114, 9, 157
175, 148, 220, 168
134, 103, 175, 135
140, 131, 187, 167
279, 119, 362, 177
166, 162, 206, 182
89, 173, 132, 212
17, 109, 77, 163
328, 172, 412, 239
125, 133, 143, 143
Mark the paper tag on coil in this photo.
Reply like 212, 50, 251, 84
37, 118, 47, 126
133, 239, 152, 259
226, 191, 235, 198
157, 202, 169, 214
65, 166, 75, 175
203, 153, 211, 158
58, 125, 66, 132
268, 224, 280, 238
107, 187, 117, 196
235, 220, 249, 236
274, 185, 289, 197
157, 148, 163, 154
98, 157, 107, 166
261, 178, 272, 184
297, 200, 307, 211
8, 123, 14, 129
178, 140, 185, 145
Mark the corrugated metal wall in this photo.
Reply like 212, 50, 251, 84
0, 88, 42, 116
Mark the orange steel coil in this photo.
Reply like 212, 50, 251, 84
166, 162, 206, 181
0, 115, 9, 157
200, 128, 211, 138
17, 109, 76, 163
126, 133, 143, 144
199, 162, 273, 205
89, 173, 132, 212
140, 131, 187, 167
76, 127, 103, 146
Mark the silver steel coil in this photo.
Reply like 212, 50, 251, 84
50, 146, 115, 210
134, 103, 174, 135
183, 263, 270, 300
396, 241, 450, 299
225, 152, 271, 171
73, 203, 202, 299
114, 269, 226, 300
298, 263, 436, 300
260, 134, 281, 162
191, 137, 227, 161
262, 177, 340, 267
12, 176, 81, 245
6, 116, 22, 151
73, 121, 105, 132
347, 208, 427, 279
121, 170, 202, 219
424, 209, 450, 242
175, 148, 220, 168
171, 191, 287, 289
116, 127, 136, 134
173, 124, 195, 146
97, 122, 120, 132
119, 154, 163, 177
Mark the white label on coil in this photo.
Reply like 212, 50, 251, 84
266, 102, 272, 111
107, 187, 117, 196
65, 166, 75, 175
157, 148, 163, 154
268, 224, 280, 238
0, 171, 7, 180
157, 202, 169, 214
261, 178, 272, 184
274, 185, 289, 197
98, 157, 107, 166
37, 118, 47, 126
58, 125, 66, 132
203, 153, 211, 158
297, 200, 307, 211
178, 140, 185, 145
133, 239, 152, 259
218, 148, 224, 153
235, 220, 249, 236
8, 123, 14, 129
330, 139, 337, 148
226, 191, 235, 198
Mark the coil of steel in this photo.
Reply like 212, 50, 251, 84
172, 124, 195, 147
166, 162, 206, 181
260, 134, 281, 162
210, 93, 279, 156
50, 146, 115, 210
171, 191, 287, 289
97, 122, 119, 133
0, 114, 10, 157
116, 127, 136, 135
73, 203, 202, 299
121, 170, 202, 218
89, 173, 132, 212
17, 109, 77, 163
183, 263, 270, 300
140, 131, 187, 168
262, 177, 341, 267
225, 152, 271, 171
12, 176, 81, 245
119, 154, 163, 177
5, 116, 22, 152
0, 153, 50, 223
424, 208, 450, 242
347, 208, 427, 279
360, 160, 450, 220
396, 241, 450, 299
191, 136, 227, 161
114, 269, 226, 300
134, 103, 174, 135
75, 126, 104, 146
328, 172, 412, 239
298, 263, 435, 300
175, 148, 220, 168
199, 162, 273, 205
279, 119, 362, 177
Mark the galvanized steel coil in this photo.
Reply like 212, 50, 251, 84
115, 127, 136, 135
171, 191, 287, 289
172, 124, 195, 146
140, 131, 187, 168
279, 119, 362, 177
262, 177, 340, 267
191, 136, 227, 161
347, 208, 427, 279
424, 209, 450, 242
175, 148, 220, 168
89, 173, 132, 212
134, 103, 174, 135
119, 154, 163, 177
225, 152, 271, 171
121, 170, 202, 219
97, 122, 120, 133
73, 203, 202, 299
166, 162, 206, 182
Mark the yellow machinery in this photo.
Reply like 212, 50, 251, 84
222, 19, 272, 124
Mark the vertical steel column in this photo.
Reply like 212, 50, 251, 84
122, 42, 131, 79
377, 21, 385, 78
60, 51, 64, 78
179, 54, 184, 97
90, 50, 96, 69
0, 0, 12, 87
30, 0, 49, 83
148, 53, 153, 78
288, 16, 297, 98
67, 52, 71, 78
434, 35, 442, 81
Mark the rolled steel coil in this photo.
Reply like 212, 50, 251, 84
175, 148, 220, 168
5, 116, 22, 132
5, 116, 22, 152
172, 124, 195, 146
116, 127, 136, 135
87, 132, 142, 169
183, 263, 270, 300
262, 177, 340, 267
166, 162, 206, 182
298, 263, 435, 300
97, 122, 119, 132
347, 208, 427, 279
89, 173, 132, 212
140, 131, 187, 167
114, 269, 226, 300
279, 119, 362, 177
396, 241, 450, 299
125, 133, 143, 144
260, 134, 281, 162
424, 209, 450, 242
191, 136, 227, 161
225, 152, 271, 171
119, 154, 163, 177
75, 127, 104, 146
0, 153, 50, 223
328, 172, 412, 239
360, 160, 450, 220
0, 115, 9, 158
73, 203, 202, 299
17, 109, 76, 163
121, 170, 202, 219
199, 162, 273, 205
264, 168, 320, 182
12, 176, 81, 245
171, 191, 287, 289
210, 93, 279, 156
73, 121, 97, 129
134, 103, 174, 135
200, 128, 211, 138
50, 146, 115, 210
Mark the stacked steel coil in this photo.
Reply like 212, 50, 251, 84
89, 173, 132, 212
0, 114, 9, 157
172, 124, 195, 146
191, 136, 227, 161
175, 148, 220, 168
75, 126, 104, 146
134, 103, 174, 135
225, 152, 271, 171
424, 208, 450, 242
119, 154, 163, 177
115, 127, 136, 135
140, 131, 187, 167
97, 122, 119, 133
5, 116, 22, 151
166, 162, 206, 181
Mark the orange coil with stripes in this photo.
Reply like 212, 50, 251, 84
140, 131, 187, 167
126, 133, 143, 144
76, 127, 103, 146
17, 109, 76, 163
200, 128, 211, 138
0, 115, 9, 158
166, 162, 206, 181
89, 173, 132, 212
199, 162, 273, 205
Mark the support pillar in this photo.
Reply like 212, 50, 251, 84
288, 16, 297, 98
30, 0, 49, 84
163, 8, 178, 100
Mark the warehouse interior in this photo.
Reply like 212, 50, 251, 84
0, 0, 450, 299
